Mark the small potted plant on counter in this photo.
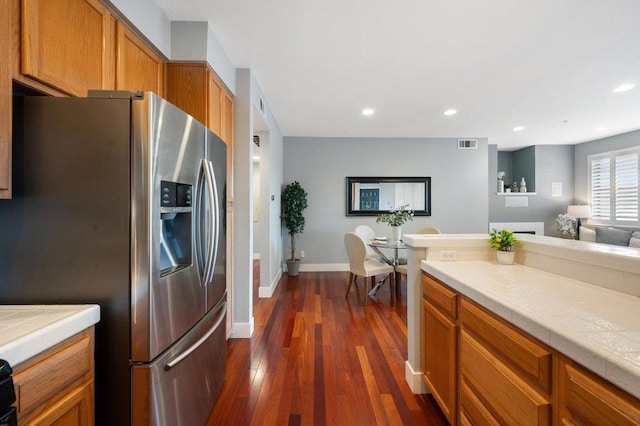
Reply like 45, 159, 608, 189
489, 228, 518, 264
376, 204, 414, 242
281, 181, 308, 276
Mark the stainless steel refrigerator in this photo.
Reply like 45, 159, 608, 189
0, 91, 227, 425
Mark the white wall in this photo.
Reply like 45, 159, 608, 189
170, 21, 236, 94
232, 69, 284, 335
252, 161, 261, 258
107, 0, 171, 57
283, 137, 489, 269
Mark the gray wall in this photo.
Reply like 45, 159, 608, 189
498, 147, 535, 192
575, 128, 640, 204
283, 137, 489, 267
489, 144, 575, 236
513, 146, 536, 192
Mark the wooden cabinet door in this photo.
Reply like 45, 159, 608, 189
207, 71, 223, 136
557, 357, 640, 425
27, 381, 94, 426
166, 63, 208, 124
0, 0, 12, 198
115, 22, 165, 96
221, 90, 234, 199
422, 299, 457, 424
21, 0, 114, 96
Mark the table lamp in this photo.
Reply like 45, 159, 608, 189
567, 205, 591, 239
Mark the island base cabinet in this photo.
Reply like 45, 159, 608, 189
12, 328, 95, 425
557, 356, 640, 425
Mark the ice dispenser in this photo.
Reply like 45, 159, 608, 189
160, 180, 193, 275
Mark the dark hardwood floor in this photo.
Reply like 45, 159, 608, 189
207, 262, 447, 425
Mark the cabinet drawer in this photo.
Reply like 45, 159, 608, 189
423, 273, 457, 319
14, 331, 92, 415
460, 330, 551, 425
459, 378, 501, 426
460, 297, 552, 394
557, 357, 640, 425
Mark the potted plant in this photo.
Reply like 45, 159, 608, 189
376, 204, 414, 241
488, 228, 518, 264
281, 181, 308, 276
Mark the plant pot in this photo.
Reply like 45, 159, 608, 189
391, 226, 402, 242
496, 251, 515, 265
286, 259, 301, 276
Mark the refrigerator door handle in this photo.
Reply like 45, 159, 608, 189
195, 161, 207, 282
206, 160, 220, 284
200, 159, 216, 286
165, 300, 226, 371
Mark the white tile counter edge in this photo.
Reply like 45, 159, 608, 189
422, 260, 640, 400
0, 305, 100, 367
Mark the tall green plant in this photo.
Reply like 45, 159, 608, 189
281, 181, 308, 261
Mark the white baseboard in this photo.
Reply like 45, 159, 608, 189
253, 253, 260, 260
258, 269, 282, 298
231, 318, 255, 338
295, 263, 349, 272
405, 360, 429, 394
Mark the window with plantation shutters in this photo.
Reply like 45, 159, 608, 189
588, 147, 640, 225
590, 155, 610, 220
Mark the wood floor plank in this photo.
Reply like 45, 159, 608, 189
207, 267, 448, 425
356, 345, 391, 425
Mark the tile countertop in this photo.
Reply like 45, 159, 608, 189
422, 260, 640, 400
0, 305, 100, 367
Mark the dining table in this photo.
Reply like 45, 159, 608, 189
367, 238, 408, 297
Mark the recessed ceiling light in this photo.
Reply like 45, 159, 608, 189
513, 126, 524, 132
252, 155, 260, 161
362, 108, 375, 116
595, 127, 607, 132
444, 109, 457, 116
613, 83, 636, 93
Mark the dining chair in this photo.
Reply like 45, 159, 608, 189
417, 226, 441, 234
354, 225, 382, 261
344, 232, 395, 303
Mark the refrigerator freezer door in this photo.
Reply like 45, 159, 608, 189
130, 93, 207, 362
131, 296, 227, 426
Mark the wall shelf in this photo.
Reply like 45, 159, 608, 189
496, 192, 536, 196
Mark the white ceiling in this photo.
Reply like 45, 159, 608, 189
154, 0, 640, 150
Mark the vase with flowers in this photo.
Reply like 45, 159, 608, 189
376, 204, 414, 241
555, 213, 577, 239
489, 228, 518, 264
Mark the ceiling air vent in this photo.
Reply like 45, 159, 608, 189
253, 135, 260, 147
458, 139, 478, 149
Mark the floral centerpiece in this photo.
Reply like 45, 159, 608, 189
488, 228, 518, 252
555, 213, 577, 239
376, 204, 414, 227
376, 204, 414, 241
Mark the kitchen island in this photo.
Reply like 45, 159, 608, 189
402, 233, 640, 422
0, 305, 99, 425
